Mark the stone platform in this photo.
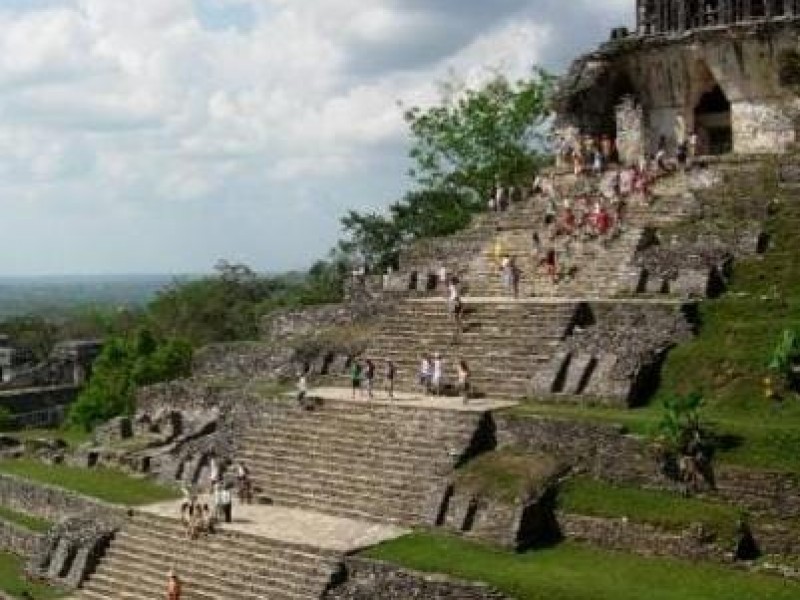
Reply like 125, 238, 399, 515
409, 296, 688, 305
303, 386, 519, 413
139, 500, 406, 552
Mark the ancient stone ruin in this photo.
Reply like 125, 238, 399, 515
1, 2, 800, 599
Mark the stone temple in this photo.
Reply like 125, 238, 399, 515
2, 2, 800, 600
556, 0, 800, 159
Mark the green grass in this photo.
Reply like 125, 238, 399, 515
365, 533, 800, 600
559, 478, 741, 539
649, 193, 800, 470
0, 551, 67, 599
509, 400, 800, 473
3, 426, 92, 449
0, 505, 52, 533
0, 459, 180, 506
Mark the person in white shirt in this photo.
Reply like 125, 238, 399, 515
432, 353, 444, 396
419, 355, 432, 395
220, 485, 233, 523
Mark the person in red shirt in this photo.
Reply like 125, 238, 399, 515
166, 570, 182, 600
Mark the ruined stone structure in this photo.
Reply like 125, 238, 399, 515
2, 5, 800, 598
0, 339, 102, 427
557, 1, 800, 156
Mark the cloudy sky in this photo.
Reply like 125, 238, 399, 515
0, 0, 631, 276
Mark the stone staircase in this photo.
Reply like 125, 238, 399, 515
238, 399, 486, 525
363, 300, 577, 398
465, 226, 645, 298
74, 512, 342, 600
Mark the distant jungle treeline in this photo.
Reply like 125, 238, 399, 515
0, 68, 554, 431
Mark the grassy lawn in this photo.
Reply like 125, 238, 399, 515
0, 551, 67, 599
365, 533, 800, 600
0, 505, 52, 533
559, 477, 742, 539
2, 426, 92, 449
0, 459, 180, 506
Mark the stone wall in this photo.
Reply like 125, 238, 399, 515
191, 342, 296, 380
531, 301, 694, 405
557, 20, 800, 154
0, 384, 80, 428
325, 557, 510, 600
494, 414, 657, 484
558, 512, 727, 562
495, 412, 800, 518
0, 473, 123, 524
0, 517, 44, 557
260, 302, 390, 343
193, 301, 388, 380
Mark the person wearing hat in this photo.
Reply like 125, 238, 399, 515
166, 569, 182, 600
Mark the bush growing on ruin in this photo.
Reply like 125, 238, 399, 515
767, 328, 800, 393
68, 329, 192, 431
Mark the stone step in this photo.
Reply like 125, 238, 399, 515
249, 413, 479, 437
257, 483, 428, 525
248, 470, 432, 508
240, 435, 459, 465
240, 448, 450, 482
76, 515, 340, 600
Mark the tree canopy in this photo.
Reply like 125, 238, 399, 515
338, 68, 554, 270
68, 328, 192, 431
405, 68, 554, 197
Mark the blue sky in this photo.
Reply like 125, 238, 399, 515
0, 0, 631, 275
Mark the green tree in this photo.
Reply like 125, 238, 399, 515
68, 330, 192, 431
404, 68, 554, 197
340, 189, 479, 270
338, 69, 553, 270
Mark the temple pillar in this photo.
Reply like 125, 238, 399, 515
720, 0, 734, 23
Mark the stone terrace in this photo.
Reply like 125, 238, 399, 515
364, 299, 578, 399
237, 394, 503, 525
74, 511, 346, 600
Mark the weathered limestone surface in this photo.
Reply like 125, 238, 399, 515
495, 413, 800, 518
0, 517, 43, 557
325, 558, 510, 600
0, 473, 122, 524
557, 20, 800, 154
28, 516, 116, 589
558, 512, 727, 562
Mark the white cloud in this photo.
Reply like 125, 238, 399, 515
0, 0, 631, 275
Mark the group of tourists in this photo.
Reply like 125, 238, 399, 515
179, 457, 251, 540
557, 133, 620, 177
418, 353, 471, 403
349, 358, 395, 400
487, 181, 525, 212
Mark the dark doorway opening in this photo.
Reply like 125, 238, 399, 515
694, 85, 732, 155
